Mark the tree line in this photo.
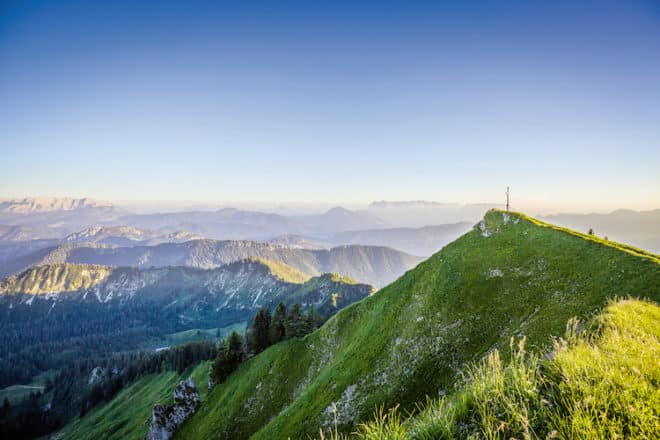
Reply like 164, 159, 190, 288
1, 301, 329, 437
0, 300, 178, 389
0, 342, 217, 439
210, 302, 320, 384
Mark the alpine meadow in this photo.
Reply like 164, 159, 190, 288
1, 1, 659, 439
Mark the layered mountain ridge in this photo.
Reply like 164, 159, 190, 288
1, 240, 421, 287
0, 259, 373, 320
62, 226, 204, 247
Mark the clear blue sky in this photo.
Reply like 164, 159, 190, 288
1, 0, 659, 210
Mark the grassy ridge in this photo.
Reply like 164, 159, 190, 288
57, 361, 211, 440
176, 210, 660, 440
508, 210, 659, 263
325, 298, 660, 439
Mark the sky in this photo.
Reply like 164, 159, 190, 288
1, 0, 659, 212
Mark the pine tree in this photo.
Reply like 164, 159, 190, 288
210, 345, 224, 384
306, 305, 320, 331
227, 331, 244, 371
270, 302, 287, 344
250, 307, 272, 354
286, 303, 306, 339
210, 333, 245, 385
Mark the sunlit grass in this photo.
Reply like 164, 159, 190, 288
326, 298, 660, 439
500, 210, 660, 263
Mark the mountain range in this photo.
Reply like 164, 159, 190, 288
112, 206, 386, 240
61, 226, 204, 247
0, 197, 112, 214
0, 239, 422, 287
0, 198, 488, 244
0, 259, 373, 327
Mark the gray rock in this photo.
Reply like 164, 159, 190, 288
145, 377, 200, 440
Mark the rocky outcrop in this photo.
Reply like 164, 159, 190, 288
145, 377, 200, 440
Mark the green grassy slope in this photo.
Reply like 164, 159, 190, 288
176, 210, 660, 440
56, 361, 211, 440
332, 298, 660, 439
139, 323, 247, 350
0, 369, 57, 406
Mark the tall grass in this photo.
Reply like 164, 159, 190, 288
324, 299, 660, 439
317, 405, 407, 440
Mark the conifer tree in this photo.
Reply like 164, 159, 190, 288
210, 344, 229, 384
210, 331, 244, 384
286, 303, 306, 338
249, 307, 272, 354
306, 305, 320, 331
270, 302, 287, 344
227, 331, 244, 369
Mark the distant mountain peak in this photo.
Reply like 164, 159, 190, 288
0, 197, 113, 214
324, 206, 352, 215
64, 225, 144, 240
61, 225, 203, 246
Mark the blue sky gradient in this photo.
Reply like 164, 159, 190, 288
1, 0, 659, 210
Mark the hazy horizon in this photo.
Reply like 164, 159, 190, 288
0, 194, 658, 216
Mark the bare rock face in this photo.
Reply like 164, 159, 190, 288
145, 377, 200, 440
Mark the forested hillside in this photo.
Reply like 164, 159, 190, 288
0, 260, 373, 388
